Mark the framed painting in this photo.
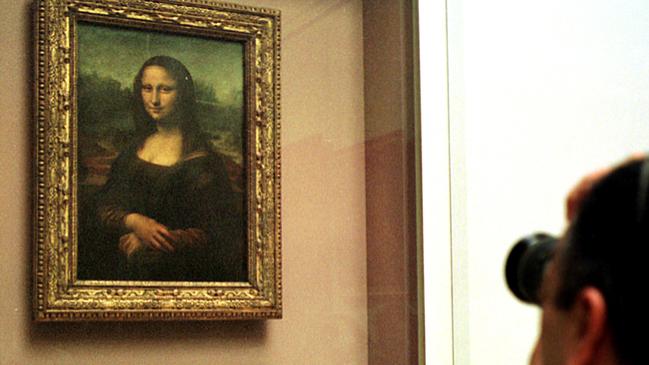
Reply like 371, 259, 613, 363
33, 0, 281, 320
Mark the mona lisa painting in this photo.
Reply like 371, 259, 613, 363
76, 25, 247, 282
34, 0, 281, 321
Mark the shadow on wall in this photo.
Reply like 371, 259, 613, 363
28, 319, 267, 347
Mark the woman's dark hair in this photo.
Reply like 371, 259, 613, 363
557, 159, 649, 365
132, 55, 207, 155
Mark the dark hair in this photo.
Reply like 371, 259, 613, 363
132, 55, 207, 155
556, 159, 649, 364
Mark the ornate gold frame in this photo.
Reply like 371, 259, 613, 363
33, 0, 281, 321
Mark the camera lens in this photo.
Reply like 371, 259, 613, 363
505, 233, 558, 304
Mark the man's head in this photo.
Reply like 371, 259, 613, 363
535, 159, 649, 365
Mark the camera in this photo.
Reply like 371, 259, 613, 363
505, 233, 558, 304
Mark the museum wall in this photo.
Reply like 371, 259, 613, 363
0, 1, 371, 364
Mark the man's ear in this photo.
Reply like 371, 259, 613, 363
567, 287, 609, 365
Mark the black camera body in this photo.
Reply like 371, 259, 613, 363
505, 233, 558, 304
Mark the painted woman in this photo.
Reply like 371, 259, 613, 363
93, 55, 246, 281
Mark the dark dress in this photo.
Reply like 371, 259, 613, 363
86, 143, 246, 282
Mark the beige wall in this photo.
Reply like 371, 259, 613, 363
0, 1, 369, 364
363, 1, 420, 364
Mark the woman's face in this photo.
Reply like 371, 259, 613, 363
140, 65, 179, 122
